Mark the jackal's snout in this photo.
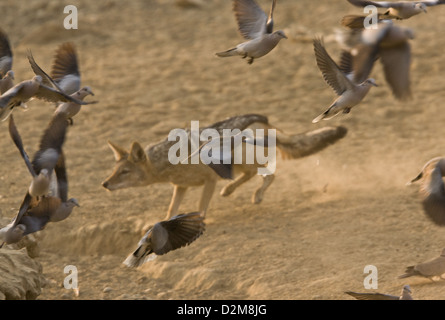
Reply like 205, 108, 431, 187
101, 180, 110, 190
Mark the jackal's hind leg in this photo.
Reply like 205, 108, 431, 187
220, 170, 256, 197
252, 174, 275, 204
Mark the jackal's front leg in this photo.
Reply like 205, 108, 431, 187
166, 185, 187, 220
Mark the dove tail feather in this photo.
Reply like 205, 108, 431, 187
397, 266, 417, 279
123, 245, 157, 268
215, 48, 238, 57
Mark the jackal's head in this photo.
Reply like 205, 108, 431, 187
102, 140, 155, 191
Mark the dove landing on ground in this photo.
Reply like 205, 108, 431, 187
345, 285, 413, 300
215, 0, 287, 64
346, 0, 445, 20
312, 37, 378, 123
408, 157, 445, 225
123, 212, 205, 268
398, 248, 445, 280
0, 224, 25, 247
0, 195, 79, 247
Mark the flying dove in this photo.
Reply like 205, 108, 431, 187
50, 42, 81, 95
345, 285, 413, 300
0, 192, 78, 247
23, 112, 69, 197
8, 111, 65, 197
312, 37, 378, 123
340, 13, 387, 29
0, 28, 14, 94
0, 114, 78, 247
47, 147, 80, 222
346, 0, 445, 19
0, 72, 92, 122
337, 20, 414, 101
215, 0, 287, 64
27, 44, 96, 122
123, 212, 205, 268
408, 157, 445, 226
398, 248, 445, 280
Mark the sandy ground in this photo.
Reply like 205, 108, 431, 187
1, 0, 445, 300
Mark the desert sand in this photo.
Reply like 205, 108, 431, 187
0, 0, 445, 300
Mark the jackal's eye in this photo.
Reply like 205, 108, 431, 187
120, 168, 130, 175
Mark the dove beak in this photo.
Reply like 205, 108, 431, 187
407, 172, 423, 185
71, 198, 80, 207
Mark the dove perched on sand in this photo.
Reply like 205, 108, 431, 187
398, 248, 445, 280
346, 0, 445, 20
312, 37, 378, 123
123, 212, 205, 268
345, 285, 413, 300
215, 0, 287, 64
408, 157, 445, 226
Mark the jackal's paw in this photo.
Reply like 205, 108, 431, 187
220, 185, 236, 197
252, 191, 264, 204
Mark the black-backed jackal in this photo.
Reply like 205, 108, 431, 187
102, 114, 347, 220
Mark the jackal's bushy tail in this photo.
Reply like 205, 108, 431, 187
276, 126, 348, 160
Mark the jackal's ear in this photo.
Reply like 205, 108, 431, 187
108, 140, 128, 161
129, 141, 147, 163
